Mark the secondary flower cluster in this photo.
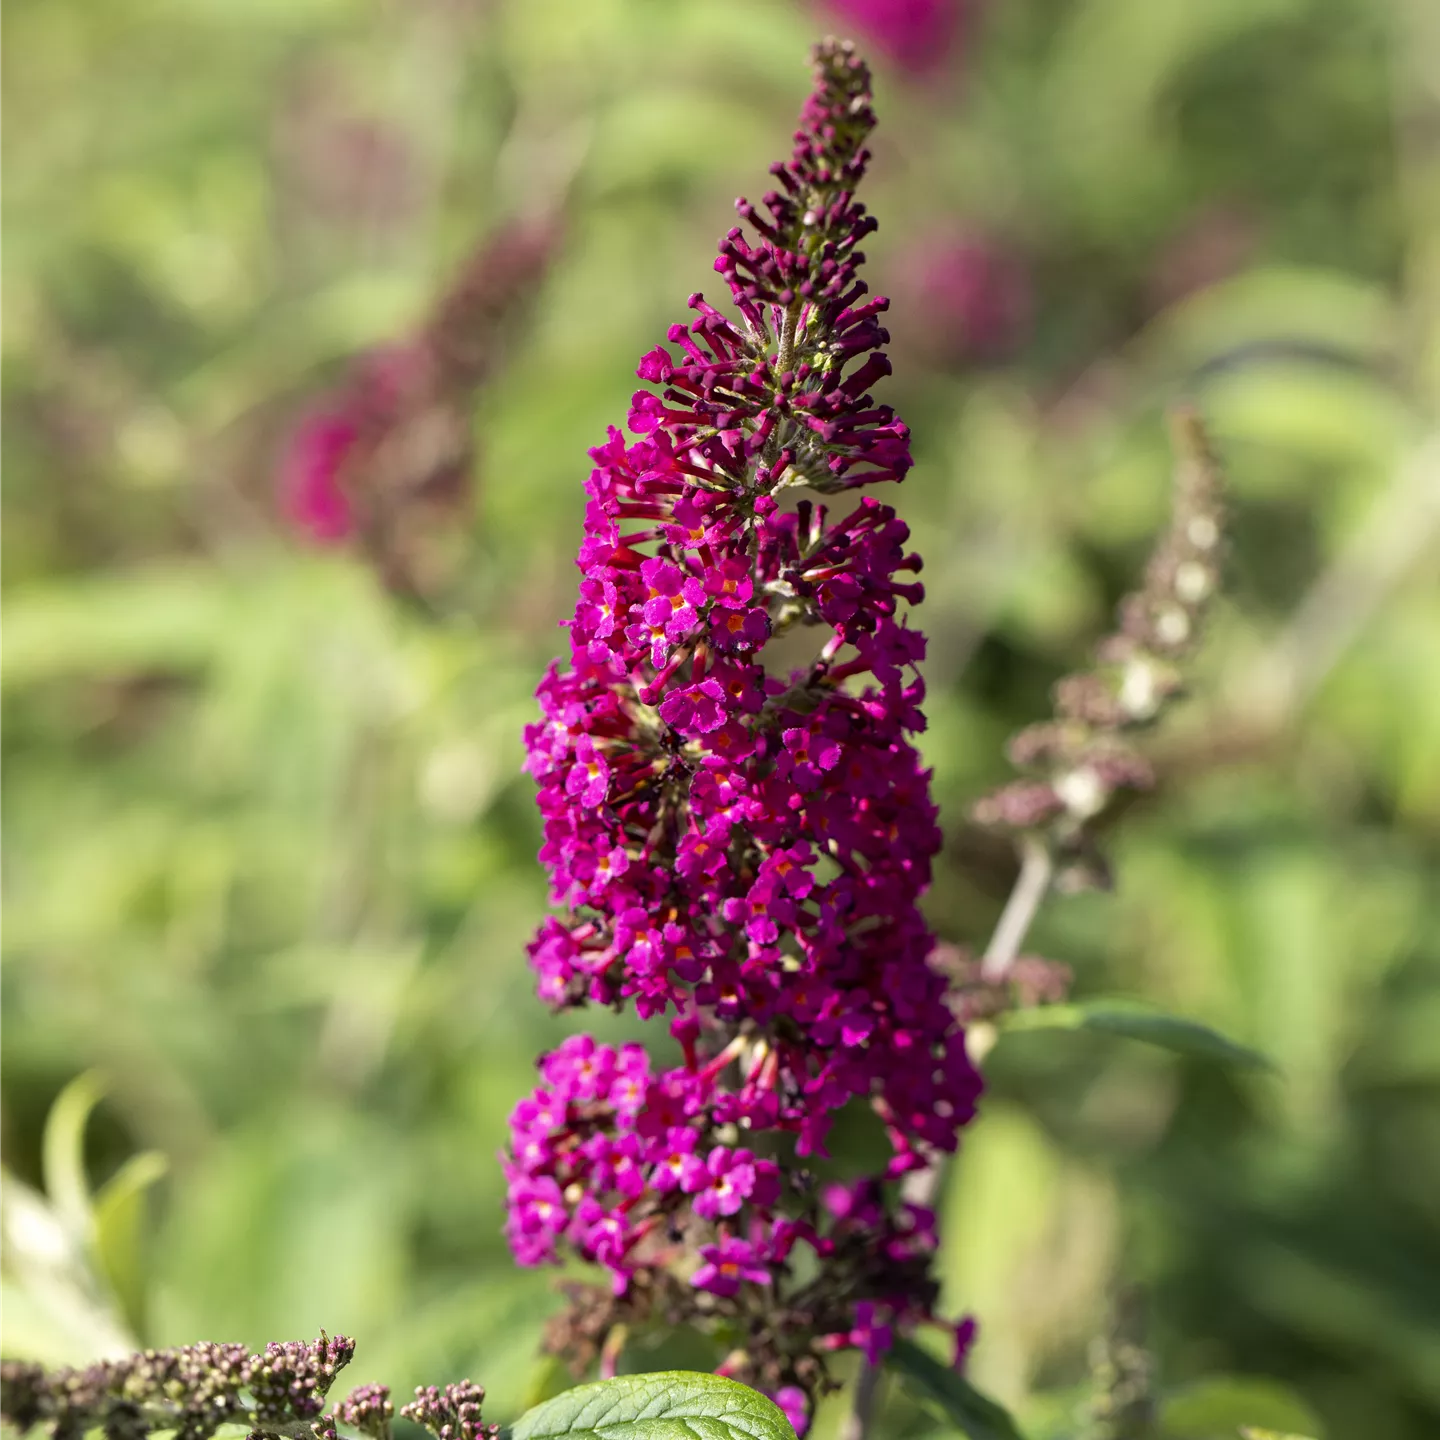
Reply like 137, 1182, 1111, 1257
0, 1334, 494, 1440
281, 217, 556, 595
505, 42, 980, 1418
897, 230, 1033, 366
820, 0, 977, 77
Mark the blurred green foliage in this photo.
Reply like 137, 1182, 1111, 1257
3, 1, 1439, 1439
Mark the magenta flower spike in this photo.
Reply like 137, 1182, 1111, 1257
506, 42, 981, 1407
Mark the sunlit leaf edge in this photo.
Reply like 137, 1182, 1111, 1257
887, 1337, 1026, 1440
999, 1000, 1273, 1070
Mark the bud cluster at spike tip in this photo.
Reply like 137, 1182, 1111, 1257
505, 42, 981, 1416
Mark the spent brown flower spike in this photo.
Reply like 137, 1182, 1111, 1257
1, 1337, 488, 1440
973, 408, 1226, 905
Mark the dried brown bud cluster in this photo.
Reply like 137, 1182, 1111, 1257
974, 409, 1226, 887
0, 1337, 492, 1440
927, 941, 1074, 1024
1085, 1287, 1157, 1440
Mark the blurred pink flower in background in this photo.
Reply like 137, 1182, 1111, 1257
279, 345, 423, 545
275, 217, 558, 594
819, 0, 972, 76
896, 230, 1033, 365
772, 1388, 809, 1436
280, 409, 358, 543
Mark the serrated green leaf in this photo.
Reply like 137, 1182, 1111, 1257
92, 1151, 168, 1340
41, 1073, 108, 1245
1162, 1373, 1323, 1438
511, 1372, 795, 1440
999, 1001, 1273, 1070
887, 1338, 1026, 1440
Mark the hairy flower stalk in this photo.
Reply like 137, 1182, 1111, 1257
0, 1335, 495, 1440
504, 42, 981, 1421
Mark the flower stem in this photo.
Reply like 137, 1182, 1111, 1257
979, 836, 1054, 983
839, 1360, 883, 1440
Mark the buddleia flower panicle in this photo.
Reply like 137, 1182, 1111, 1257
504, 40, 981, 1423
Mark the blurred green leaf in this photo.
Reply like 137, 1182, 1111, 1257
888, 1338, 1026, 1440
41, 1072, 107, 1244
1148, 266, 1399, 378
511, 1372, 795, 1440
1042, 0, 1296, 228
1, 568, 227, 690
1201, 363, 1410, 480
92, 1150, 168, 1340
999, 1000, 1273, 1069
1162, 1374, 1323, 1438
0, 1170, 136, 1364
522, 1354, 574, 1414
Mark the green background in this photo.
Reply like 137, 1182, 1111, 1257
3, 1, 1439, 1438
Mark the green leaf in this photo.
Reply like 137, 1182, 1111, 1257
0, 1168, 136, 1360
887, 1338, 1026, 1440
511, 1372, 796, 1440
41, 1072, 108, 1244
1161, 1374, 1323, 1438
92, 1151, 168, 1339
999, 1001, 1273, 1070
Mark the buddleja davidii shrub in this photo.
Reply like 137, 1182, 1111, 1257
502, 41, 981, 1428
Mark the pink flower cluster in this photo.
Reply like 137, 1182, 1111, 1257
820, 0, 976, 77
507, 1036, 947, 1294
505, 43, 980, 1413
507, 1036, 781, 1276
523, 451, 972, 1151
900, 230, 1034, 366
281, 345, 422, 544
277, 218, 556, 592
